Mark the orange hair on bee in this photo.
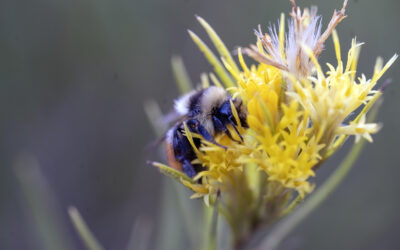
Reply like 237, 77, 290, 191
165, 141, 182, 171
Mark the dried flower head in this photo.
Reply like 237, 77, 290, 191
245, 0, 349, 78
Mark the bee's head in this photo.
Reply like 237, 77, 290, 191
216, 98, 248, 128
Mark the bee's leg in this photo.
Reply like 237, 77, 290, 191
217, 101, 244, 142
228, 116, 244, 142
173, 127, 198, 178
187, 119, 227, 149
182, 160, 196, 178
212, 115, 241, 143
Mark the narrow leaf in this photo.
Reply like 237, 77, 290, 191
196, 16, 240, 75
201, 73, 211, 88
149, 161, 195, 184
171, 55, 193, 94
68, 207, 105, 250
155, 180, 185, 250
143, 100, 166, 138
171, 182, 204, 249
125, 216, 152, 250
14, 155, 74, 250
188, 30, 235, 88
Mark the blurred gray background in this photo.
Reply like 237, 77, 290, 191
1, 0, 399, 249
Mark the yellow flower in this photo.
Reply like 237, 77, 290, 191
178, 1, 396, 200
151, 0, 396, 239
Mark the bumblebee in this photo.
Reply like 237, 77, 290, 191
165, 86, 247, 178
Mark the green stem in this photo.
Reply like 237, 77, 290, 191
209, 204, 219, 250
68, 206, 105, 250
278, 195, 303, 219
171, 182, 201, 248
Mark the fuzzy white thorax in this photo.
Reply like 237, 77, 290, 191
173, 87, 230, 135
200, 86, 228, 115
199, 86, 229, 135
174, 90, 196, 115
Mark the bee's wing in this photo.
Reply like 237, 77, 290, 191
160, 109, 184, 126
145, 113, 187, 154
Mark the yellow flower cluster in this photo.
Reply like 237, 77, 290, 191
156, 1, 396, 205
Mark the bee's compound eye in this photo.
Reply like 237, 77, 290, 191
187, 120, 199, 130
